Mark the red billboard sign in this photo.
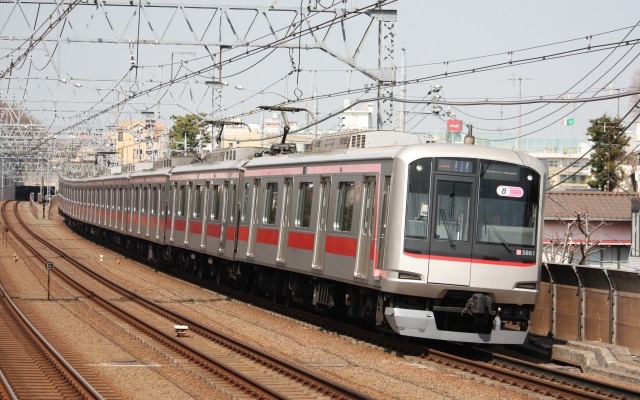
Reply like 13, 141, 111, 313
447, 119, 462, 132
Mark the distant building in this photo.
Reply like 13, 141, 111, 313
110, 120, 164, 165
543, 191, 634, 269
528, 143, 593, 190
340, 100, 374, 131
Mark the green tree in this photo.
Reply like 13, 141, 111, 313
587, 114, 628, 191
168, 113, 207, 155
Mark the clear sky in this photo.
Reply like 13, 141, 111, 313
1, 0, 639, 150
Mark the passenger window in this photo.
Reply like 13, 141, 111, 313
210, 184, 221, 221
241, 183, 250, 223
228, 184, 237, 223
151, 187, 157, 215
263, 182, 278, 225
133, 187, 140, 212
178, 184, 187, 217
335, 181, 355, 232
193, 184, 204, 218
142, 187, 148, 213
296, 182, 313, 228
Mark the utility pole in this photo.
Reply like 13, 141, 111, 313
509, 74, 532, 151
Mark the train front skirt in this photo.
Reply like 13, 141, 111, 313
384, 307, 529, 344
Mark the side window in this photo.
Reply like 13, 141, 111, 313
151, 187, 157, 215
193, 184, 204, 218
210, 184, 221, 221
142, 186, 148, 213
133, 187, 139, 212
263, 182, 278, 225
228, 184, 237, 224
296, 182, 314, 228
335, 181, 355, 232
178, 184, 187, 217
241, 183, 250, 223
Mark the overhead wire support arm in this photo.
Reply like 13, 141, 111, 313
198, 118, 251, 149
257, 105, 310, 145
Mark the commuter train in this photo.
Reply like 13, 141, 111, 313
57, 131, 546, 344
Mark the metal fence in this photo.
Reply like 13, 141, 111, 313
530, 263, 640, 354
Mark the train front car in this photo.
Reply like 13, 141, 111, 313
381, 144, 546, 344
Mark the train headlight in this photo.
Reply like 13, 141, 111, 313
515, 282, 537, 290
398, 272, 422, 280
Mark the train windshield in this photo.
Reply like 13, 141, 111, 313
477, 160, 540, 246
404, 158, 540, 251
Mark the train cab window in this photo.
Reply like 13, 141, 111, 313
405, 159, 432, 239
178, 184, 188, 217
435, 181, 471, 242
193, 184, 204, 218
210, 184, 221, 221
296, 182, 314, 228
240, 183, 250, 223
334, 181, 355, 232
263, 182, 278, 225
477, 161, 540, 246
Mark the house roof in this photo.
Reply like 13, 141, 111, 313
544, 191, 638, 221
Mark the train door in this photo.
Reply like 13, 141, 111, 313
376, 176, 391, 271
218, 180, 229, 254
169, 182, 177, 242
114, 187, 120, 229
355, 176, 376, 278
152, 185, 162, 240
103, 188, 108, 226
143, 185, 150, 237
119, 186, 127, 233
247, 179, 261, 258
428, 175, 475, 286
199, 182, 209, 249
223, 182, 238, 256
184, 182, 192, 245
276, 177, 293, 264
312, 177, 330, 270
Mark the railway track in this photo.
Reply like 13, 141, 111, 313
4, 200, 373, 400
0, 214, 108, 399
250, 289, 640, 399
163, 246, 640, 400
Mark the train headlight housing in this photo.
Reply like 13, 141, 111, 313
515, 282, 537, 290
398, 272, 422, 280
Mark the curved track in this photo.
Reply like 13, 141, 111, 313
5, 201, 373, 400
0, 203, 107, 399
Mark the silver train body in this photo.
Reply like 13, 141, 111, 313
58, 131, 546, 344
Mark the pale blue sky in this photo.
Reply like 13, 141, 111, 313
1, 0, 639, 148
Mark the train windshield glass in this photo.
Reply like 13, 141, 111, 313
404, 159, 432, 239
477, 161, 540, 246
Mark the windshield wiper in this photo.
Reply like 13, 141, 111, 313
484, 220, 513, 253
438, 208, 456, 248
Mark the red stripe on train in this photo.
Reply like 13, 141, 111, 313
403, 252, 536, 267
325, 235, 357, 257
257, 227, 279, 246
288, 231, 315, 250
226, 226, 236, 241
190, 221, 202, 234
206, 223, 221, 238
237, 226, 249, 241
